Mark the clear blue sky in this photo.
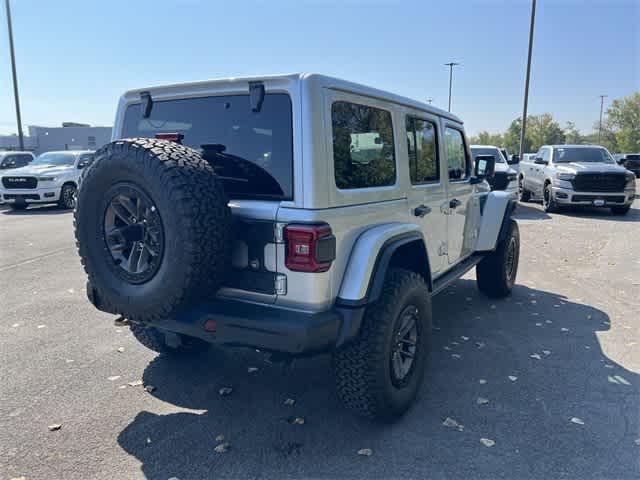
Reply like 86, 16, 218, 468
0, 0, 638, 136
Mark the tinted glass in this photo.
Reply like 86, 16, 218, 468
332, 101, 396, 189
471, 147, 505, 163
444, 128, 468, 180
78, 153, 94, 167
31, 152, 76, 166
122, 94, 293, 199
406, 117, 439, 184
554, 147, 614, 163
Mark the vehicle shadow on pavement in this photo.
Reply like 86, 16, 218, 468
513, 203, 551, 221
559, 205, 640, 222
1, 205, 71, 216
117, 280, 639, 480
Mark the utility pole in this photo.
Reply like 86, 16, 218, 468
519, 0, 536, 162
444, 62, 460, 112
5, 0, 24, 150
598, 95, 607, 144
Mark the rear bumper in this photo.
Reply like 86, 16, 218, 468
87, 285, 364, 355
551, 186, 635, 206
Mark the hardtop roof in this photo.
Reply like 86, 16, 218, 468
122, 73, 463, 124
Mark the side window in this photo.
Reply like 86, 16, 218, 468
444, 127, 469, 181
406, 117, 439, 184
0, 155, 14, 168
541, 148, 550, 162
17, 154, 31, 167
332, 101, 396, 189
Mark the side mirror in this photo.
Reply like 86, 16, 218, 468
508, 154, 520, 165
534, 157, 548, 165
616, 158, 626, 165
474, 154, 496, 180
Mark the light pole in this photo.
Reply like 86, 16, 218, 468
444, 62, 460, 112
598, 95, 608, 144
519, 0, 536, 162
5, 0, 24, 150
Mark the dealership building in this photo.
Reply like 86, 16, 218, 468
0, 123, 112, 155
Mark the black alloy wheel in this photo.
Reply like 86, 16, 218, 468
103, 183, 164, 284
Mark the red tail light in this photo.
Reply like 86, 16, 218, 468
155, 133, 184, 144
285, 224, 336, 272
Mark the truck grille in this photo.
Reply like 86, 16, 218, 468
571, 173, 626, 192
2, 176, 38, 189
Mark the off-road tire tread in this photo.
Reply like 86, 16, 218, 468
332, 268, 429, 420
74, 138, 231, 322
477, 220, 519, 298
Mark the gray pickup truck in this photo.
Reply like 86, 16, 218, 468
518, 144, 636, 215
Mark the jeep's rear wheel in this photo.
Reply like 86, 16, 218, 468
332, 268, 431, 421
130, 323, 209, 354
74, 138, 231, 322
476, 219, 520, 298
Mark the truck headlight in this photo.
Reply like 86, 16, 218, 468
555, 173, 575, 181
626, 173, 636, 189
38, 176, 57, 182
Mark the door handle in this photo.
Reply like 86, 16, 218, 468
413, 204, 431, 217
449, 198, 462, 209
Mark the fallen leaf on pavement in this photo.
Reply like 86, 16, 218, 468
11, 323, 19, 328
107, 375, 121, 381
48, 424, 62, 431
442, 417, 464, 431
288, 416, 305, 425
530, 353, 542, 360
357, 448, 373, 456
116, 347, 125, 353
542, 350, 551, 356
570, 417, 585, 425
37, 325, 46, 329
214, 442, 231, 453
480, 438, 495, 447
128, 380, 143, 387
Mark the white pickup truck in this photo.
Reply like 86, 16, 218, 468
518, 144, 636, 215
0, 150, 94, 210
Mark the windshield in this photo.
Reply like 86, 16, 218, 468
471, 147, 505, 163
121, 93, 293, 200
31, 152, 76, 167
554, 147, 614, 164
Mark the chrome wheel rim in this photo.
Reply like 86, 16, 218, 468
103, 184, 164, 284
390, 305, 419, 386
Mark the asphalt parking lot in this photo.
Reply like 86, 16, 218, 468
1, 191, 639, 480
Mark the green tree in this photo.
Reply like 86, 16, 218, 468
502, 113, 566, 154
469, 131, 504, 146
564, 121, 583, 144
605, 92, 640, 152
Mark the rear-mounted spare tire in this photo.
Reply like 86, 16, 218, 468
74, 138, 231, 322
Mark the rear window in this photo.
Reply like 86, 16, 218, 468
121, 93, 293, 200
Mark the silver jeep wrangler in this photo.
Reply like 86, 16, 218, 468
76, 74, 519, 420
